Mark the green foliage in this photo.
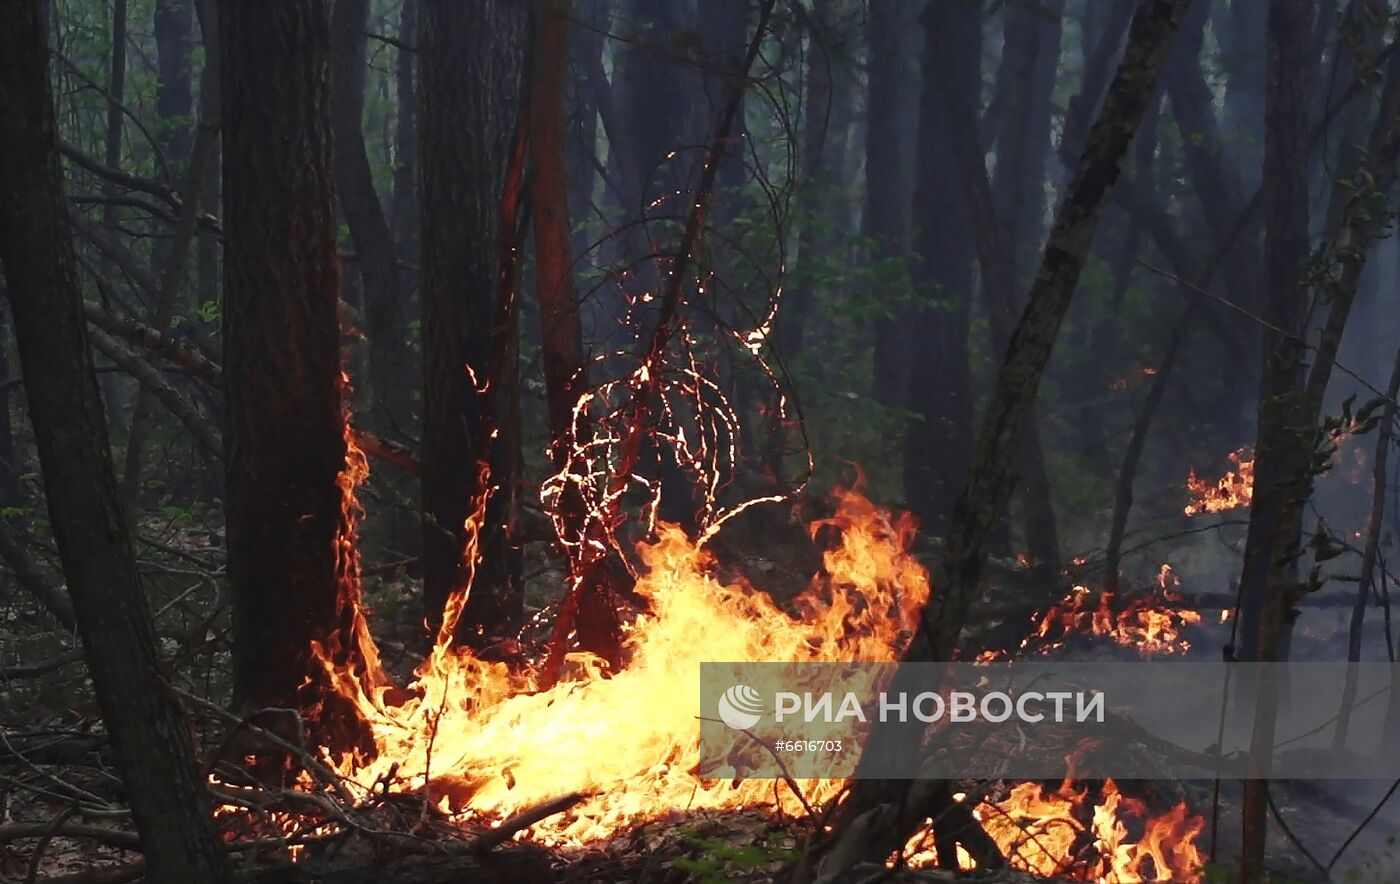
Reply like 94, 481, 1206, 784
671, 826, 797, 882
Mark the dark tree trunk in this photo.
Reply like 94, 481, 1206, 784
221, 0, 361, 725
1237, 1, 1315, 879
391, 0, 419, 263
533, 0, 589, 454
811, 3, 1190, 876
1224, 0, 1270, 189
0, 4, 231, 879
866, 0, 911, 407
902, 0, 980, 537
331, 0, 409, 432
154, 0, 195, 169
419, 0, 526, 636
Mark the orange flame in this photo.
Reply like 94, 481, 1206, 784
1184, 448, 1254, 516
1029, 572, 1203, 657
904, 780, 1203, 880
299, 488, 1203, 879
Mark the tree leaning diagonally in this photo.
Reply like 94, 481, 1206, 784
0, 1, 231, 880
808, 0, 1192, 877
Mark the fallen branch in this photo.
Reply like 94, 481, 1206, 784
0, 648, 83, 679
87, 327, 223, 458
0, 821, 141, 849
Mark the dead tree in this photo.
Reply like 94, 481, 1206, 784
0, 3, 231, 878
808, 1, 1192, 877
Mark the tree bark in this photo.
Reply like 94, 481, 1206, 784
419, 0, 526, 635
0, 4, 230, 878
221, 0, 363, 729
812, 3, 1191, 877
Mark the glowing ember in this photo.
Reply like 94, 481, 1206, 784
1184, 448, 1253, 516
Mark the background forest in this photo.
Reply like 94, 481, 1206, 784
2, 0, 1400, 881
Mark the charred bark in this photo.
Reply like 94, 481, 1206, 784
0, 4, 230, 878
419, 0, 526, 638
812, 2, 1190, 876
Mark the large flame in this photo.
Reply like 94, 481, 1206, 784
297, 477, 1205, 880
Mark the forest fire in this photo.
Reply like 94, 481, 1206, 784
1184, 448, 1255, 516
297, 470, 1206, 878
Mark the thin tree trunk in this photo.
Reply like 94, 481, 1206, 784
866, 0, 911, 407
902, 0, 979, 549
0, 4, 230, 878
391, 0, 419, 262
102, 0, 128, 224
154, 0, 194, 169
331, 0, 408, 431
811, 3, 1190, 876
1237, 1, 1315, 880
1334, 346, 1400, 748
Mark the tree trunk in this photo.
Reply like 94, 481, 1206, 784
154, 0, 194, 169
0, 5, 231, 879
221, 0, 366, 733
391, 0, 419, 263
533, 0, 589, 456
1237, 1, 1315, 879
866, 0, 911, 407
331, 0, 409, 432
419, 0, 526, 636
1224, 0, 1270, 189
902, 0, 980, 537
812, 3, 1190, 876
